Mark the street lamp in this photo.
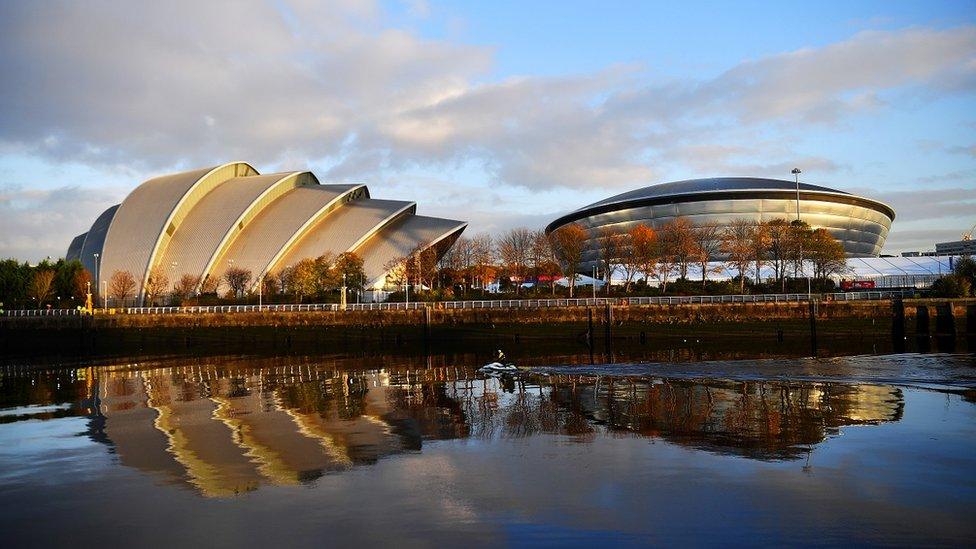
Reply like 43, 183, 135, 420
93, 252, 99, 307
170, 261, 178, 304
592, 265, 597, 299
791, 167, 802, 223
791, 167, 812, 298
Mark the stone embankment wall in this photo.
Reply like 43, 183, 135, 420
2, 298, 972, 357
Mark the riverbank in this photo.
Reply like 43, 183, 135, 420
3, 298, 973, 358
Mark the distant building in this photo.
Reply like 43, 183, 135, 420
66, 162, 466, 304
935, 239, 976, 256
546, 177, 895, 273
901, 239, 975, 257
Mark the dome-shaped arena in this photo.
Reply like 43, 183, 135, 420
65, 162, 466, 304
545, 177, 895, 273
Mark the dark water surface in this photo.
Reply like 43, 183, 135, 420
1, 352, 975, 547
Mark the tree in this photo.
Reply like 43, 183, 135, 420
109, 270, 136, 306
200, 273, 221, 295
664, 217, 698, 280
930, 274, 971, 297
470, 233, 496, 294
766, 219, 792, 291
144, 265, 169, 306
273, 268, 294, 299
807, 228, 847, 280
549, 223, 588, 298
618, 228, 639, 292
439, 237, 471, 296
290, 258, 318, 301
29, 269, 55, 307
692, 224, 721, 289
954, 255, 976, 289
382, 256, 408, 293
224, 267, 253, 299
655, 219, 697, 293
630, 224, 658, 289
749, 220, 771, 285
53, 259, 87, 304
0, 259, 32, 309
334, 252, 366, 299
71, 268, 92, 303
405, 243, 439, 293
787, 220, 813, 279
173, 274, 200, 304
721, 219, 753, 294
498, 228, 533, 295
596, 229, 620, 295
531, 230, 561, 295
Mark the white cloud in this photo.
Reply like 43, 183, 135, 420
0, 1, 974, 259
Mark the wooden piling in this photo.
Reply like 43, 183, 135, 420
935, 302, 956, 338
891, 298, 905, 352
808, 300, 818, 357
916, 306, 930, 335
967, 304, 976, 336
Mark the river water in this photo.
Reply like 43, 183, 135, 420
1, 351, 974, 547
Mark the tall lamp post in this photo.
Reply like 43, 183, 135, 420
170, 261, 178, 305
93, 252, 99, 307
791, 167, 812, 298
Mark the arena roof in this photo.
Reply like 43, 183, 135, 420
547, 177, 895, 233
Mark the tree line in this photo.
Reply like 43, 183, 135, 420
0, 217, 854, 309
101, 251, 371, 306
436, 217, 847, 299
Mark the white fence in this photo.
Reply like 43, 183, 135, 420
1, 290, 918, 317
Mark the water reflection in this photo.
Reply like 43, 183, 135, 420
0, 356, 910, 498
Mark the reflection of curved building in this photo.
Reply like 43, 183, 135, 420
65, 162, 466, 304
545, 177, 896, 272
0, 358, 906, 497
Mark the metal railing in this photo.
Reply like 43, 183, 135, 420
1, 289, 918, 317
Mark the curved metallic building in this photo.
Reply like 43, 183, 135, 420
545, 177, 895, 273
69, 162, 466, 304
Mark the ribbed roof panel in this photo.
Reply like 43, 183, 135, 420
356, 214, 467, 286
100, 163, 257, 300
210, 184, 362, 283
80, 204, 119, 284
66, 233, 86, 262
274, 199, 416, 271
158, 172, 306, 282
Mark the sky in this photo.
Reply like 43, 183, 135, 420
1, 0, 974, 262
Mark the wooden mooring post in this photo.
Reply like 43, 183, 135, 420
916, 305, 931, 352
808, 300, 818, 357
891, 298, 905, 353
934, 302, 956, 352
966, 304, 976, 347
935, 302, 956, 338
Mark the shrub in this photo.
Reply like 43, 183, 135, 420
929, 274, 971, 298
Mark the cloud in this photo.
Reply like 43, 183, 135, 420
0, 2, 974, 260
0, 184, 127, 262
866, 187, 976, 223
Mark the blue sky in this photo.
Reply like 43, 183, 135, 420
1, 0, 974, 261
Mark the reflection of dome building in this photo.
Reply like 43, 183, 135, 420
66, 162, 466, 304
545, 177, 895, 273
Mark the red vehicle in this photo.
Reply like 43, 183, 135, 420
840, 279, 876, 291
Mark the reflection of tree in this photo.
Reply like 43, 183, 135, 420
0, 356, 910, 502
550, 377, 904, 461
